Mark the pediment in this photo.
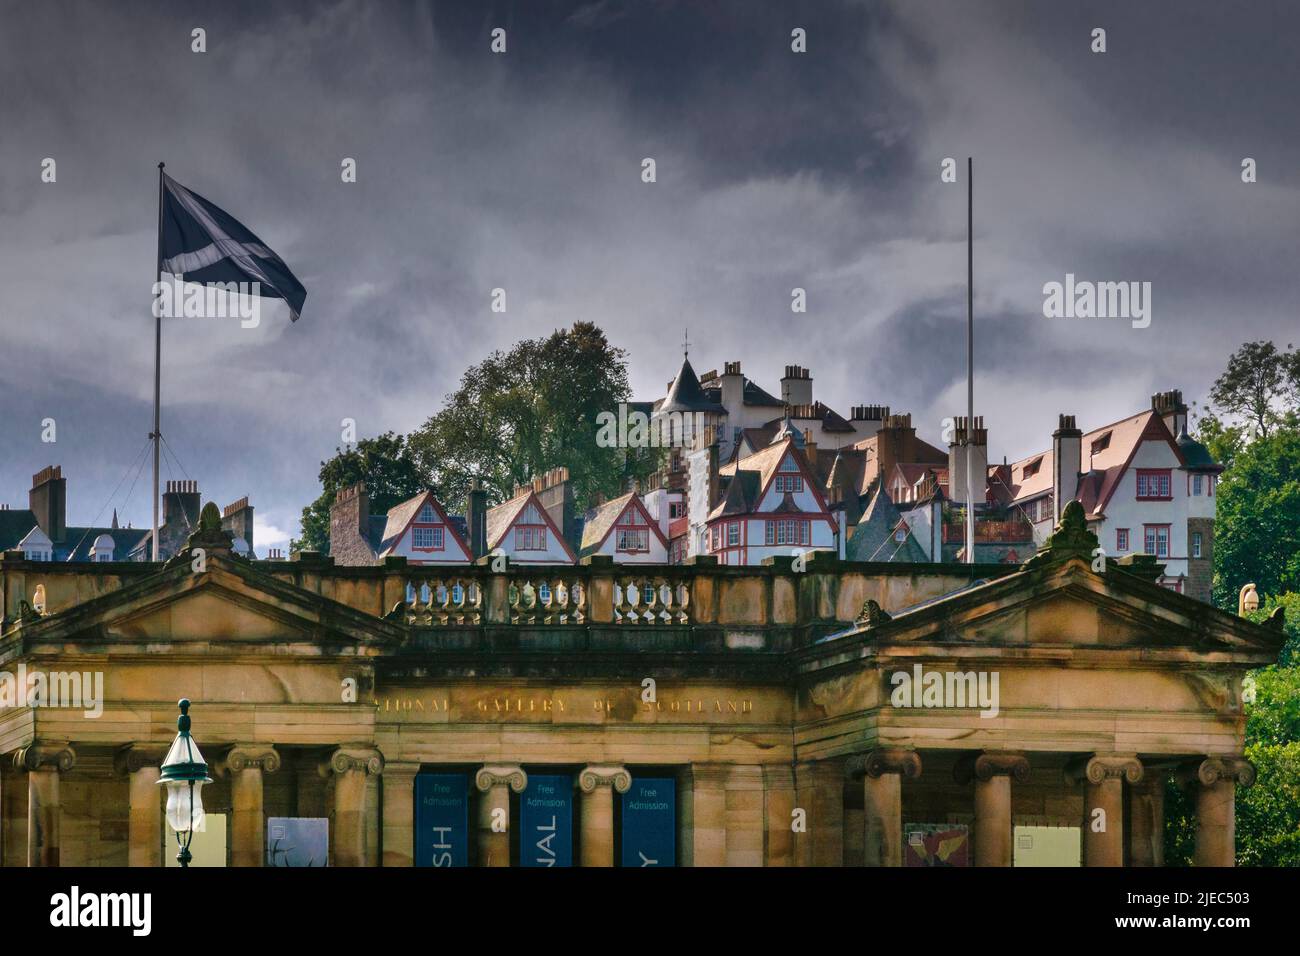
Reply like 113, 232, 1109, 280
7, 555, 404, 652
835, 558, 1283, 664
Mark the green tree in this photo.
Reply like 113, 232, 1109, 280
407, 322, 635, 513
1211, 413, 1300, 610
1209, 339, 1298, 440
1163, 663, 1300, 867
292, 432, 425, 553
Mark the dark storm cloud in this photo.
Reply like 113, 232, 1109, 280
0, 0, 1296, 548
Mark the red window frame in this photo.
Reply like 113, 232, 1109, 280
616, 527, 649, 553
516, 525, 547, 551
1116, 528, 1129, 551
1143, 524, 1170, 557
1136, 469, 1172, 501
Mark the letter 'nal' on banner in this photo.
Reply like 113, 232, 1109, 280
520, 774, 574, 867
416, 773, 469, 867
620, 777, 675, 867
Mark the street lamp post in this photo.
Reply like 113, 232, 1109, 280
158, 698, 212, 868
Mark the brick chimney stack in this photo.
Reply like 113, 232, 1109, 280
536, 467, 575, 548
875, 413, 916, 485
1151, 389, 1188, 436
29, 465, 66, 544
222, 496, 255, 555
780, 365, 813, 407
330, 482, 372, 564
162, 480, 201, 529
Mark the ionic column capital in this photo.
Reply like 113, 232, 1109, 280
954, 751, 1030, 784
1066, 753, 1144, 786
321, 747, 384, 778
475, 764, 527, 793
578, 764, 631, 794
222, 744, 281, 775
113, 744, 168, 776
14, 741, 75, 773
1180, 756, 1256, 789
847, 748, 922, 780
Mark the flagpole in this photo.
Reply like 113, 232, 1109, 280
965, 156, 975, 565
152, 162, 164, 561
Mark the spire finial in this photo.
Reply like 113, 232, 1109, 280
682, 328, 690, 359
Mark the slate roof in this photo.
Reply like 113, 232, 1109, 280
846, 488, 927, 563
63, 526, 151, 561
1176, 429, 1220, 470
699, 374, 784, 408
0, 509, 39, 551
0, 508, 150, 561
660, 358, 720, 414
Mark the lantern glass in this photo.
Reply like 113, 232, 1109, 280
164, 780, 207, 833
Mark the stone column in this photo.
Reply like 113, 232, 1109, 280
114, 745, 166, 868
762, 765, 796, 867
224, 745, 279, 867
1129, 773, 1166, 867
322, 747, 383, 867
1183, 757, 1255, 867
381, 761, 420, 867
680, 764, 727, 867
955, 751, 1029, 867
15, 742, 75, 867
474, 765, 526, 867
848, 749, 922, 867
794, 759, 845, 867
577, 765, 630, 867
1067, 754, 1142, 867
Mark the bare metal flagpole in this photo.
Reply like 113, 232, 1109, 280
965, 156, 975, 565
152, 162, 164, 561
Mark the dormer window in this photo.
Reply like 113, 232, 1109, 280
1022, 456, 1043, 478
1090, 432, 1112, 456
19, 527, 53, 562
418, 504, 436, 523
91, 533, 116, 562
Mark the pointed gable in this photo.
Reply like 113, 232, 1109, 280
377, 490, 472, 562
486, 489, 577, 563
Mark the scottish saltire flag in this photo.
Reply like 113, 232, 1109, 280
159, 173, 307, 320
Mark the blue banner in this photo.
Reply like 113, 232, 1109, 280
620, 777, 675, 867
415, 773, 469, 867
520, 774, 573, 867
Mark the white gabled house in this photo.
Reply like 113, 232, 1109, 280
486, 489, 578, 565
706, 429, 838, 565
1000, 390, 1221, 600
375, 490, 473, 565
580, 491, 670, 564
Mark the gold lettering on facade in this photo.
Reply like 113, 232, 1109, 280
377, 693, 751, 720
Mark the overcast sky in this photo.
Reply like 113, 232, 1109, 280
2, 0, 1297, 552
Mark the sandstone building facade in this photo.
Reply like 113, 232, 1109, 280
0, 502, 1281, 867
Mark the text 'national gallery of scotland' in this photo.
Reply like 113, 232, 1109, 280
0, 503, 1282, 867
